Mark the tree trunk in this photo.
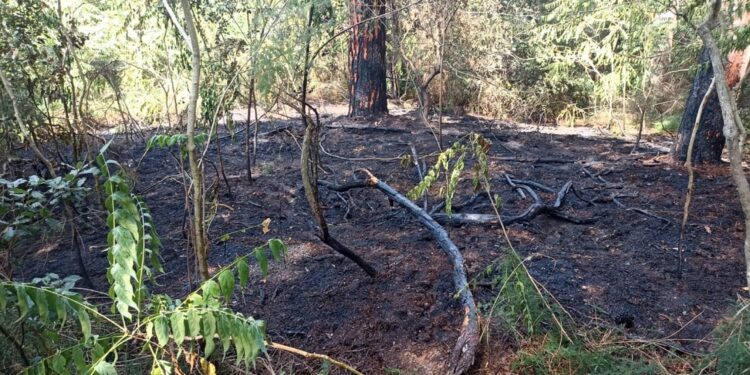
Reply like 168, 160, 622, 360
696, 0, 750, 289
672, 48, 725, 164
181, 0, 209, 280
348, 0, 388, 117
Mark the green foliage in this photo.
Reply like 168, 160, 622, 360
0, 165, 97, 277
652, 114, 681, 133
146, 132, 208, 159
97, 142, 163, 320
513, 337, 660, 375
0, 0, 71, 140
481, 252, 555, 337
480, 252, 666, 374
0, 143, 286, 374
408, 133, 490, 215
0, 168, 93, 243
700, 300, 750, 374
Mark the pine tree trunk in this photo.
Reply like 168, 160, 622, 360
348, 0, 388, 117
672, 48, 726, 164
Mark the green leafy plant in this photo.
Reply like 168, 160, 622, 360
481, 252, 555, 338
407, 133, 490, 215
0, 165, 97, 279
146, 133, 208, 159
0, 143, 286, 374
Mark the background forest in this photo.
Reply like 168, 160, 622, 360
3, 0, 750, 374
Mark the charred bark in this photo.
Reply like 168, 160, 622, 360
348, 0, 388, 117
672, 48, 725, 164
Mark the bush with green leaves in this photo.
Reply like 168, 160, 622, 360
0, 143, 286, 374
0, 165, 97, 278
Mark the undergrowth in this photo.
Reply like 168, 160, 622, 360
479, 252, 675, 374
0, 142, 287, 374
412, 134, 698, 374
699, 298, 750, 374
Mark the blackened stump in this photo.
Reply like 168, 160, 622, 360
348, 0, 388, 117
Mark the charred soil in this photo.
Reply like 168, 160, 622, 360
17, 111, 747, 374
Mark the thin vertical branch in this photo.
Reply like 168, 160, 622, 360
678, 77, 715, 278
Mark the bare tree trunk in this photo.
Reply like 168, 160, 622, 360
181, 0, 209, 280
250, 78, 258, 181
696, 0, 750, 288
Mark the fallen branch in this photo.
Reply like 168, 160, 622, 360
325, 123, 411, 133
505, 175, 555, 193
329, 169, 479, 375
433, 180, 593, 226
626, 207, 672, 225
491, 156, 577, 164
429, 193, 483, 215
434, 208, 594, 226
679, 77, 716, 277
267, 341, 363, 375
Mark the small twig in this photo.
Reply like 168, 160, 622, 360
410, 144, 428, 210
0, 323, 30, 366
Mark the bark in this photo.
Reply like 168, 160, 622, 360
348, 0, 388, 116
696, 0, 750, 289
672, 48, 725, 164
419, 65, 441, 121
181, 0, 209, 280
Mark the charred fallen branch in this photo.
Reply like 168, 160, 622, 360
490, 155, 577, 164
324, 123, 411, 133
579, 167, 672, 225
320, 170, 479, 375
432, 178, 594, 226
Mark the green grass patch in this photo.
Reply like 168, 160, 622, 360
652, 114, 681, 133
479, 251, 687, 375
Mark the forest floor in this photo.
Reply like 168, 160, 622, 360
18, 107, 747, 374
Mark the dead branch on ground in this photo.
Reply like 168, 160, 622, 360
320, 170, 479, 375
433, 178, 594, 226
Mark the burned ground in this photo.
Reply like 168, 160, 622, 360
18, 111, 746, 373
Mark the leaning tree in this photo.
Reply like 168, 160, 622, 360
348, 0, 388, 116
672, 10, 750, 164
